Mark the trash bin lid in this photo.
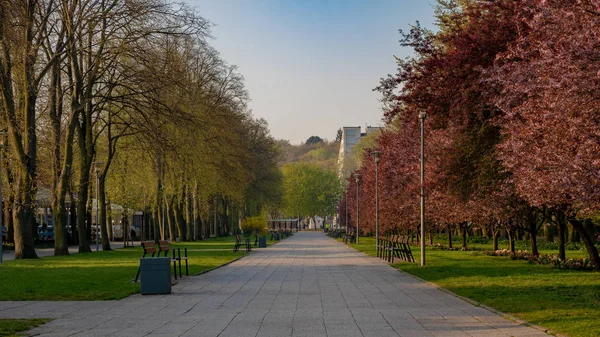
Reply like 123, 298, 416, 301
140, 257, 171, 266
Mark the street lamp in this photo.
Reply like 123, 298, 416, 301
0, 131, 6, 263
354, 173, 361, 244
371, 151, 381, 257
419, 111, 426, 266
93, 161, 103, 252
345, 189, 348, 234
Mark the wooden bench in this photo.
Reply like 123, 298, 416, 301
270, 230, 280, 241
280, 229, 291, 238
134, 241, 159, 283
233, 234, 251, 253
377, 235, 387, 258
343, 232, 356, 244
387, 235, 415, 263
158, 240, 189, 279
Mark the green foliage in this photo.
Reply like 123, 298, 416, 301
335, 128, 342, 142
305, 148, 332, 162
305, 136, 324, 145
282, 162, 342, 218
240, 215, 267, 236
242, 119, 284, 216
279, 140, 339, 170
351, 128, 381, 166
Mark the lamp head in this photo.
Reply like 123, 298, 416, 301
371, 150, 381, 163
418, 111, 427, 120
354, 173, 361, 183
93, 161, 103, 172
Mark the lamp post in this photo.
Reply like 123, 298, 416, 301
345, 189, 348, 234
354, 173, 361, 244
419, 111, 426, 266
0, 132, 6, 263
93, 162, 103, 252
371, 151, 381, 257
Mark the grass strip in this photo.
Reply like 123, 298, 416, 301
0, 236, 278, 301
0, 318, 51, 337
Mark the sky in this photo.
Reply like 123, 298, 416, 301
187, 0, 438, 144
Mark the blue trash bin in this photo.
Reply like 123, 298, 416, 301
140, 257, 171, 295
258, 236, 267, 248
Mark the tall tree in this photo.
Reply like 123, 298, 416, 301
282, 162, 341, 223
0, 0, 60, 258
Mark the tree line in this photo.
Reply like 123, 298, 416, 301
342, 0, 600, 270
0, 0, 282, 258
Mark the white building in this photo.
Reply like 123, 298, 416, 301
337, 126, 381, 179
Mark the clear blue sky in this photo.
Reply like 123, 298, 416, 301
187, 0, 437, 144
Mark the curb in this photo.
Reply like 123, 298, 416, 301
404, 273, 566, 337
194, 254, 246, 276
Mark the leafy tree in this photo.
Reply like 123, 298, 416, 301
334, 128, 342, 142
282, 163, 342, 224
305, 136, 324, 146
488, 0, 600, 268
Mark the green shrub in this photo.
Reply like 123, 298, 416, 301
240, 216, 267, 237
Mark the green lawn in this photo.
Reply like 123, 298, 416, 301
345, 236, 600, 337
0, 236, 278, 301
0, 319, 50, 337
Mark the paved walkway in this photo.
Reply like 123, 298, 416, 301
0, 232, 548, 337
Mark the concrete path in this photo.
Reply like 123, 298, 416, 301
0, 232, 549, 337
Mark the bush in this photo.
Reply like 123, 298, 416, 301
469, 236, 492, 244
484, 249, 531, 260
240, 216, 267, 237
536, 240, 559, 250
529, 254, 596, 271
430, 243, 458, 251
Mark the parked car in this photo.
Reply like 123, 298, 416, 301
37, 226, 55, 241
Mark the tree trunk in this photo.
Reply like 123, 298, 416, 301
12, 195, 38, 259
107, 201, 113, 241
99, 174, 111, 251
153, 209, 160, 242
544, 224, 554, 242
447, 229, 452, 248
569, 219, 600, 270
493, 229, 499, 251
529, 220, 539, 256
557, 215, 566, 261
186, 185, 193, 241
166, 196, 175, 240
48, 59, 70, 256
214, 194, 218, 237
461, 223, 467, 250
221, 197, 229, 236
69, 202, 77, 245
507, 228, 515, 254
76, 131, 92, 253
193, 182, 199, 240
173, 195, 186, 241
